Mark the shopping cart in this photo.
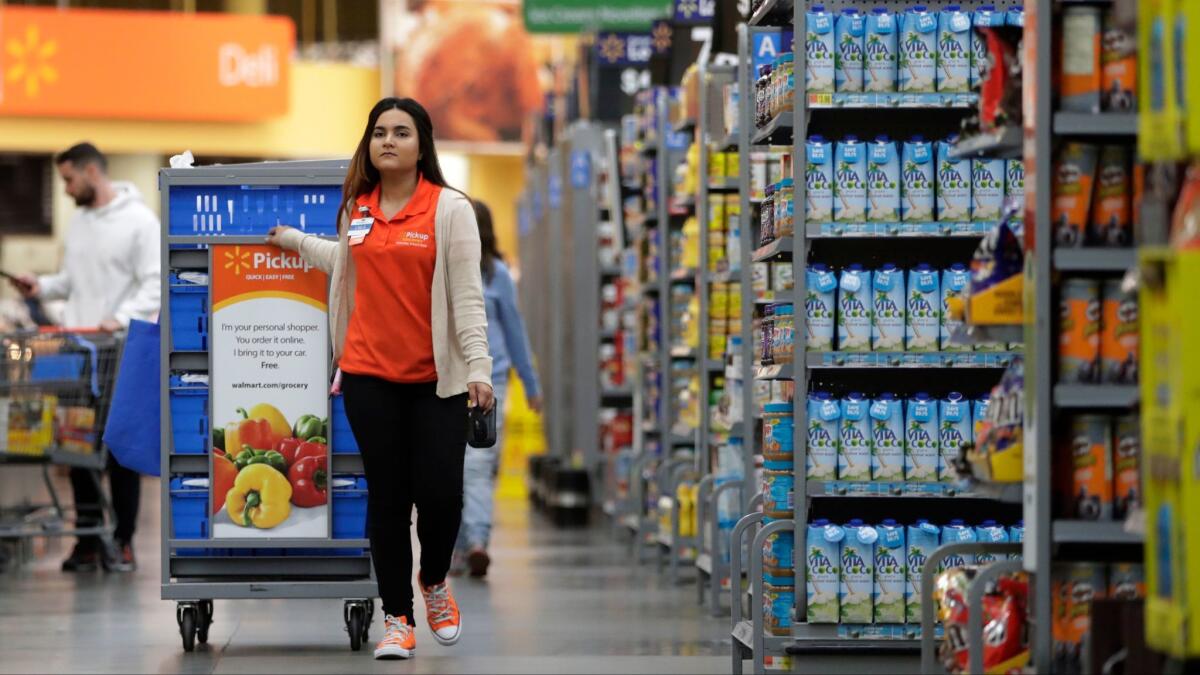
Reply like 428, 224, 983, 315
0, 329, 125, 561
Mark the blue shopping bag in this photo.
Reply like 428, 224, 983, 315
103, 319, 161, 476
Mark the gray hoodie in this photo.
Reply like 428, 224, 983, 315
38, 182, 161, 327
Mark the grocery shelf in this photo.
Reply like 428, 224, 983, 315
718, 132, 738, 151
732, 620, 792, 653
672, 118, 697, 135
706, 359, 725, 373
1053, 384, 1139, 409
601, 266, 623, 277
805, 480, 1007, 499
948, 324, 1026, 347
600, 329, 617, 341
805, 351, 1018, 369
754, 294, 779, 305
1052, 112, 1138, 136
752, 113, 793, 145
747, 0, 793, 26
601, 388, 634, 400
670, 346, 697, 359
1053, 247, 1137, 272
751, 237, 793, 262
670, 267, 698, 282
806, 221, 998, 238
711, 268, 740, 283
755, 363, 794, 380
948, 126, 1023, 160
1052, 520, 1143, 545
671, 434, 696, 447
789, 621, 927, 643
708, 180, 740, 192
807, 91, 978, 109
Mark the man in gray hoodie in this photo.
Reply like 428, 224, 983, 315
12, 142, 161, 572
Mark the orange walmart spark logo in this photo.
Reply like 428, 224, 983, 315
224, 246, 252, 275
5, 25, 57, 98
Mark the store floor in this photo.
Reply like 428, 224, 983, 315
0, 476, 730, 674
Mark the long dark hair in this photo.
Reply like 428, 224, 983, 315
474, 199, 503, 283
339, 97, 453, 225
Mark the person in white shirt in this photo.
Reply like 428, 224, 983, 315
11, 142, 161, 573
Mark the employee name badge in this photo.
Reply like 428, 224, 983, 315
348, 214, 374, 245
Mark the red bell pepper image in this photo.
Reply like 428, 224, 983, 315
276, 437, 327, 469
288, 455, 328, 507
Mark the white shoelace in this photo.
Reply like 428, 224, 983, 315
426, 584, 454, 624
382, 615, 411, 643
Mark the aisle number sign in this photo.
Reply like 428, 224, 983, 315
524, 0, 670, 33
753, 30, 795, 73
210, 245, 329, 539
0, 6, 292, 122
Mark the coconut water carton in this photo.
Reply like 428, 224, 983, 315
906, 520, 941, 623
806, 264, 838, 351
1006, 157, 1026, 212
834, 136, 868, 222
837, 265, 872, 351
1006, 6, 1024, 27
867, 135, 901, 222
937, 5, 972, 92
973, 397, 990, 449
835, 8, 866, 92
938, 392, 973, 482
874, 520, 907, 624
807, 519, 845, 623
872, 263, 906, 351
905, 264, 941, 351
898, 5, 937, 93
806, 135, 835, 222
1008, 520, 1024, 560
940, 263, 971, 351
940, 520, 977, 570
807, 392, 841, 480
972, 156, 1006, 220
901, 136, 936, 221
806, 5, 837, 93
974, 520, 1010, 564
840, 520, 878, 623
936, 137, 972, 221
864, 8, 898, 92
905, 393, 940, 481
870, 394, 905, 481
971, 5, 1005, 89
840, 393, 873, 481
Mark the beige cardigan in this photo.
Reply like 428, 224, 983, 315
277, 188, 492, 398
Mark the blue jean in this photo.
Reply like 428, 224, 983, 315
457, 376, 508, 551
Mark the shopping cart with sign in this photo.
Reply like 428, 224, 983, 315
0, 329, 125, 564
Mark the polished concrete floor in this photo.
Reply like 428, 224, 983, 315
0, 475, 730, 674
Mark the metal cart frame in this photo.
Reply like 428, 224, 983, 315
159, 160, 377, 652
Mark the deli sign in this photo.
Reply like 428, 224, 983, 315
0, 6, 292, 122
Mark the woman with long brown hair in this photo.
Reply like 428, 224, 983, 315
266, 97, 493, 660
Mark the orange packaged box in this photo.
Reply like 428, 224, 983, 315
1070, 415, 1114, 520
1101, 9, 1137, 111
1060, 6, 1103, 113
1053, 144, 1100, 247
1090, 146, 1132, 246
1100, 278, 1138, 383
1053, 563, 1107, 664
1112, 414, 1140, 519
1059, 278, 1102, 383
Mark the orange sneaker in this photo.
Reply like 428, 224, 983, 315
374, 614, 415, 660
419, 574, 462, 645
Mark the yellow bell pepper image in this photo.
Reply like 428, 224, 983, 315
225, 463, 293, 529
245, 403, 291, 440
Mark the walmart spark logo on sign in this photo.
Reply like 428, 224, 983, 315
4, 25, 58, 98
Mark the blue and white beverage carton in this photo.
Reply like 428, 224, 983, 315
939, 392, 973, 482
806, 5, 837, 93
941, 263, 971, 351
906, 264, 941, 352
1006, 5, 1024, 27
972, 156, 1006, 220
901, 135, 936, 221
806, 264, 838, 351
834, 136, 868, 222
872, 264, 906, 351
841, 520, 878, 624
905, 393, 940, 481
867, 135, 901, 222
807, 392, 841, 480
936, 5, 972, 93
835, 9, 866, 92
898, 5, 937, 93
936, 137, 972, 221
840, 393, 873, 481
807, 519, 845, 623
1008, 520, 1025, 560
1006, 158, 1026, 212
875, 520, 906, 624
971, 5, 1005, 89
806, 135, 835, 222
870, 394, 905, 481
864, 8, 898, 92
974, 520, 1010, 564
837, 264, 872, 351
906, 520, 941, 623
973, 397, 990, 448
940, 519, 978, 570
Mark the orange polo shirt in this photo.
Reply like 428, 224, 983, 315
339, 177, 441, 383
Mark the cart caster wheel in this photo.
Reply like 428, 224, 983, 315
179, 606, 197, 652
197, 600, 213, 645
346, 605, 364, 652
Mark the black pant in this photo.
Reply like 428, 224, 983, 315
72, 453, 141, 548
341, 373, 467, 624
